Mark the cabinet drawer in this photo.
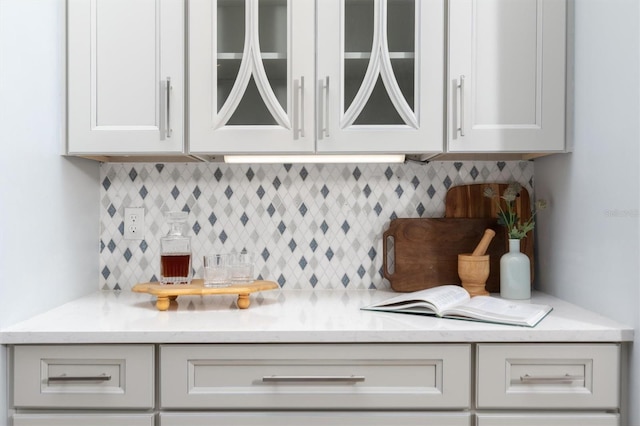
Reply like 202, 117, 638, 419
160, 412, 472, 426
476, 344, 619, 409
13, 345, 154, 409
13, 413, 155, 426
476, 412, 619, 426
160, 344, 471, 409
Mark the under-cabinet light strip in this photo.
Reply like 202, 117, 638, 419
223, 154, 406, 164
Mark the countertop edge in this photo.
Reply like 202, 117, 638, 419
0, 329, 633, 345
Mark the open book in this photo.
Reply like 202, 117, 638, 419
362, 285, 552, 327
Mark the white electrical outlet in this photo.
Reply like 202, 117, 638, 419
124, 207, 145, 240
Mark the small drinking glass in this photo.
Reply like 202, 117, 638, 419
203, 254, 230, 288
230, 252, 255, 283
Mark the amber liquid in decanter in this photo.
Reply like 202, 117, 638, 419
160, 211, 192, 284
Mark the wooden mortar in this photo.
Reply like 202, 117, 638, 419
458, 229, 495, 296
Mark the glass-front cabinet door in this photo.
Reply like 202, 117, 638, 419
316, 0, 444, 154
189, 0, 315, 154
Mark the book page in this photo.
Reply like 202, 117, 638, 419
444, 296, 551, 326
366, 285, 470, 315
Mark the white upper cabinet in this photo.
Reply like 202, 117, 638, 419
67, 0, 185, 155
189, 0, 444, 155
316, 0, 444, 154
65, 0, 567, 158
447, 0, 566, 153
188, 0, 316, 154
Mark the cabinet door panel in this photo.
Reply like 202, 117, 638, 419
96, 2, 157, 127
473, 0, 538, 126
161, 412, 471, 426
68, 0, 184, 154
448, 0, 566, 152
189, 0, 315, 154
317, 0, 444, 153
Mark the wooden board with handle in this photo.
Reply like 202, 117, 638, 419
383, 218, 507, 293
444, 183, 534, 286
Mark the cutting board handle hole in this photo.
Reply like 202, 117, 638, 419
384, 235, 395, 275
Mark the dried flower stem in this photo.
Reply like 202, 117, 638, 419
483, 183, 547, 240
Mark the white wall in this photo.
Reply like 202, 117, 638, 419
535, 0, 640, 424
0, 1, 100, 424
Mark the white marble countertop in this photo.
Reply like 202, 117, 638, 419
0, 289, 633, 344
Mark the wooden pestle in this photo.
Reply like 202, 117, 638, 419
471, 229, 496, 256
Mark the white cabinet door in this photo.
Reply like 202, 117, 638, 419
316, 0, 444, 154
190, 0, 443, 156
67, 0, 184, 154
447, 0, 566, 153
161, 412, 471, 426
189, 0, 315, 154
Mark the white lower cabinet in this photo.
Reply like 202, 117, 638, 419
160, 412, 471, 426
9, 342, 624, 425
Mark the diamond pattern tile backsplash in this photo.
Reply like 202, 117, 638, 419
100, 161, 534, 290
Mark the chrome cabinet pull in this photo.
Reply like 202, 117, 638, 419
48, 373, 112, 383
262, 375, 365, 383
295, 76, 305, 139
520, 374, 584, 384
300, 76, 305, 138
324, 76, 330, 137
319, 76, 330, 138
165, 77, 172, 138
457, 75, 465, 137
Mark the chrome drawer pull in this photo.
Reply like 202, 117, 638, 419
520, 374, 584, 384
262, 375, 365, 383
48, 373, 112, 383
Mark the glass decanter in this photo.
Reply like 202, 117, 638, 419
160, 211, 192, 284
